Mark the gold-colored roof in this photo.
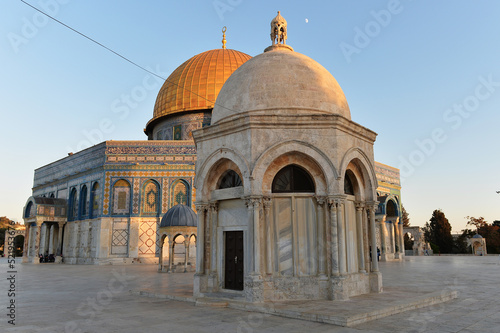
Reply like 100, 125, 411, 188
149, 48, 252, 126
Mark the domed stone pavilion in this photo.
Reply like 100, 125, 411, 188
193, 12, 382, 301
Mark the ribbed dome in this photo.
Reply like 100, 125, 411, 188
160, 204, 197, 228
211, 46, 350, 124
146, 48, 252, 131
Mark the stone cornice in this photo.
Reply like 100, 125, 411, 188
193, 113, 377, 145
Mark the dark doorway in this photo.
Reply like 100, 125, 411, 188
224, 231, 244, 290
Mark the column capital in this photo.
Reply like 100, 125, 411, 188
262, 196, 272, 210
58, 221, 66, 228
195, 202, 209, 212
328, 194, 347, 206
209, 201, 219, 212
314, 196, 327, 206
354, 201, 365, 210
365, 201, 379, 213
245, 196, 262, 208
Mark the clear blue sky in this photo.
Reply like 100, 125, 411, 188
1, 0, 499, 232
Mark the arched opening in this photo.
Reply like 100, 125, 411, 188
217, 170, 242, 189
80, 185, 88, 219
387, 200, 398, 217
173, 234, 186, 266
68, 188, 78, 221
171, 180, 190, 207
142, 180, 160, 216
272, 164, 315, 193
344, 172, 355, 195
271, 164, 318, 276
189, 234, 196, 266
90, 182, 100, 219
112, 179, 131, 215
12, 235, 24, 257
343, 170, 361, 273
25, 201, 33, 218
404, 232, 414, 251
158, 234, 169, 272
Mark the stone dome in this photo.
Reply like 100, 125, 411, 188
160, 204, 197, 228
211, 46, 350, 124
145, 48, 252, 135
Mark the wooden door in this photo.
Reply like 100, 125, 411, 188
224, 231, 244, 290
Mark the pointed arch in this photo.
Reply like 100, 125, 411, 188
170, 179, 190, 207
142, 179, 161, 215
112, 179, 131, 215
79, 185, 88, 219
90, 182, 100, 219
68, 188, 78, 221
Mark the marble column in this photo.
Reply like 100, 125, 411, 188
209, 202, 218, 274
245, 199, 255, 276
355, 202, 365, 273
168, 239, 174, 272
48, 225, 54, 254
56, 222, 65, 256
379, 217, 387, 258
369, 204, 379, 272
263, 197, 273, 275
328, 198, 339, 276
158, 237, 165, 272
195, 204, 207, 274
252, 198, 262, 276
184, 238, 189, 273
315, 196, 326, 277
23, 224, 31, 259
363, 207, 370, 272
398, 218, 404, 255
336, 197, 347, 275
34, 223, 42, 259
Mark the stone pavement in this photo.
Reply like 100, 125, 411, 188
0, 255, 499, 332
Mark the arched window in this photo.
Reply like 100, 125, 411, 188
344, 173, 355, 195
272, 165, 315, 193
25, 201, 33, 218
218, 170, 242, 189
80, 185, 88, 218
387, 200, 397, 216
142, 180, 159, 215
171, 180, 189, 207
112, 179, 131, 215
90, 182, 100, 218
50, 193, 55, 198
69, 188, 78, 221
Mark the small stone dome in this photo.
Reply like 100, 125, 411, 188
472, 234, 483, 238
160, 204, 197, 228
211, 46, 351, 124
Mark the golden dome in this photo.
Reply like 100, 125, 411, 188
146, 48, 252, 132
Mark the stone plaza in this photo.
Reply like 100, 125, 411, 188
1, 255, 499, 332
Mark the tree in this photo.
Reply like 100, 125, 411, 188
423, 209, 454, 253
401, 204, 410, 227
466, 216, 487, 231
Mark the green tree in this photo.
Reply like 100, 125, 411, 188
402, 204, 410, 227
423, 209, 454, 253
